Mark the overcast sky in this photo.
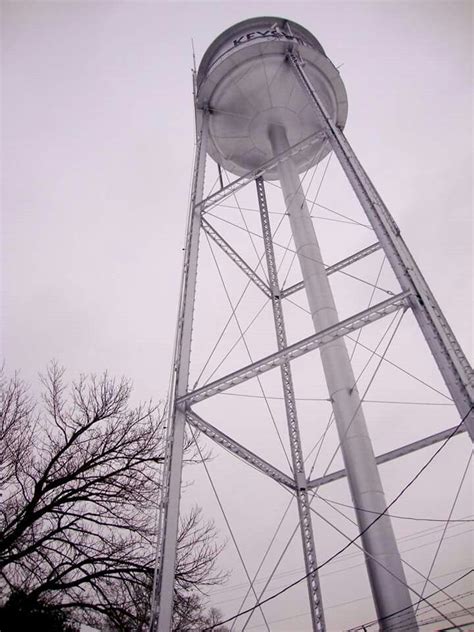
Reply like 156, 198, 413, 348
2, 1, 472, 630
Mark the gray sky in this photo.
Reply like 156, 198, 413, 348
2, 1, 473, 630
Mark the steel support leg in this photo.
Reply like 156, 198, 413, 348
150, 111, 209, 632
269, 124, 418, 631
256, 176, 325, 631
288, 51, 474, 441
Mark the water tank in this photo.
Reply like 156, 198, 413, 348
196, 17, 348, 180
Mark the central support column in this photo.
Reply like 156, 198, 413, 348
269, 124, 418, 631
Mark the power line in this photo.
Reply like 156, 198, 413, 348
319, 495, 474, 523
243, 590, 474, 631
314, 491, 473, 624
211, 527, 474, 607
308, 494, 464, 629
206, 514, 472, 597
203, 408, 473, 630
347, 569, 473, 631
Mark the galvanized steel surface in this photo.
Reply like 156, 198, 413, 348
196, 17, 347, 180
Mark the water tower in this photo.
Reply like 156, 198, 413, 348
150, 17, 473, 631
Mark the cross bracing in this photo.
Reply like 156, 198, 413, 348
153, 50, 473, 632
182, 409, 469, 494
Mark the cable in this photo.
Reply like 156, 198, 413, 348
213, 202, 285, 215
348, 253, 386, 364
196, 147, 321, 388
203, 300, 269, 386
278, 153, 323, 290
347, 569, 473, 631
282, 294, 454, 402
312, 152, 332, 204
204, 230, 293, 471
219, 393, 453, 406
306, 309, 403, 485
212, 201, 366, 226
262, 141, 327, 292
206, 172, 223, 199
265, 177, 373, 229
194, 152, 304, 387
415, 452, 472, 612
229, 499, 295, 632
312, 199, 372, 229
397, 613, 473, 632
343, 336, 453, 403
210, 545, 473, 606
202, 408, 473, 630
207, 212, 395, 296
243, 592, 474, 631
208, 529, 472, 606
314, 492, 473, 624
319, 495, 474, 523
189, 428, 271, 632
222, 168, 269, 283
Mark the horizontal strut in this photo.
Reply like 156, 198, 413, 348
178, 291, 411, 405
185, 409, 295, 489
202, 219, 271, 297
281, 242, 382, 298
198, 130, 325, 213
307, 423, 467, 488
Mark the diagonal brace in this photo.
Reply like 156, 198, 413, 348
202, 219, 271, 297
281, 242, 382, 298
178, 291, 411, 406
185, 409, 295, 489
307, 424, 467, 489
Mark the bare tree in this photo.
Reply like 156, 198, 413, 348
0, 364, 226, 630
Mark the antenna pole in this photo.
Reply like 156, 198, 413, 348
150, 109, 209, 632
